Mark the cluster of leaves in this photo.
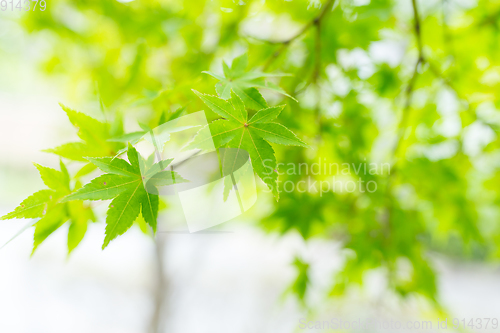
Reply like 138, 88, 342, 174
203, 53, 295, 109
44, 104, 122, 164
0, 105, 124, 253
2, 68, 305, 250
0, 103, 189, 250
188, 88, 308, 200
62, 144, 186, 249
4, 0, 500, 311
1, 160, 95, 254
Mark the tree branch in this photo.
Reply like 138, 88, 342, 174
262, 0, 335, 71
314, 16, 323, 131
382, 0, 425, 240
150, 233, 167, 333
390, 0, 424, 169
411, 0, 423, 57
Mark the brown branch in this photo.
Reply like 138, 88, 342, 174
382, 0, 425, 240
390, 57, 422, 171
312, 21, 322, 85
314, 16, 323, 132
411, 0, 423, 56
390, 0, 424, 168
409, 0, 465, 113
262, 0, 335, 71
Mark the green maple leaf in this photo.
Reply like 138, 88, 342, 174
0, 190, 54, 220
187, 90, 309, 200
62, 143, 187, 249
203, 54, 295, 110
32, 206, 68, 254
29, 161, 71, 253
67, 199, 95, 254
292, 257, 310, 302
1, 160, 95, 254
43, 104, 123, 176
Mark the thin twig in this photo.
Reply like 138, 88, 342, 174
382, 0, 425, 241
391, 57, 422, 164
411, 0, 423, 56
262, 0, 335, 71
390, 0, 424, 170
170, 149, 202, 168
427, 61, 464, 102
314, 16, 323, 132
409, 0, 465, 113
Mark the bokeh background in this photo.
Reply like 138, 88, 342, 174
2, 0, 500, 332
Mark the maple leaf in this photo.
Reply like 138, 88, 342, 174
43, 104, 123, 176
0, 190, 54, 220
62, 144, 187, 249
203, 54, 295, 110
187, 90, 309, 200
1, 160, 95, 254
66, 199, 96, 254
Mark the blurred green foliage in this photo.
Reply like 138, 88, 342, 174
3, 0, 500, 309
